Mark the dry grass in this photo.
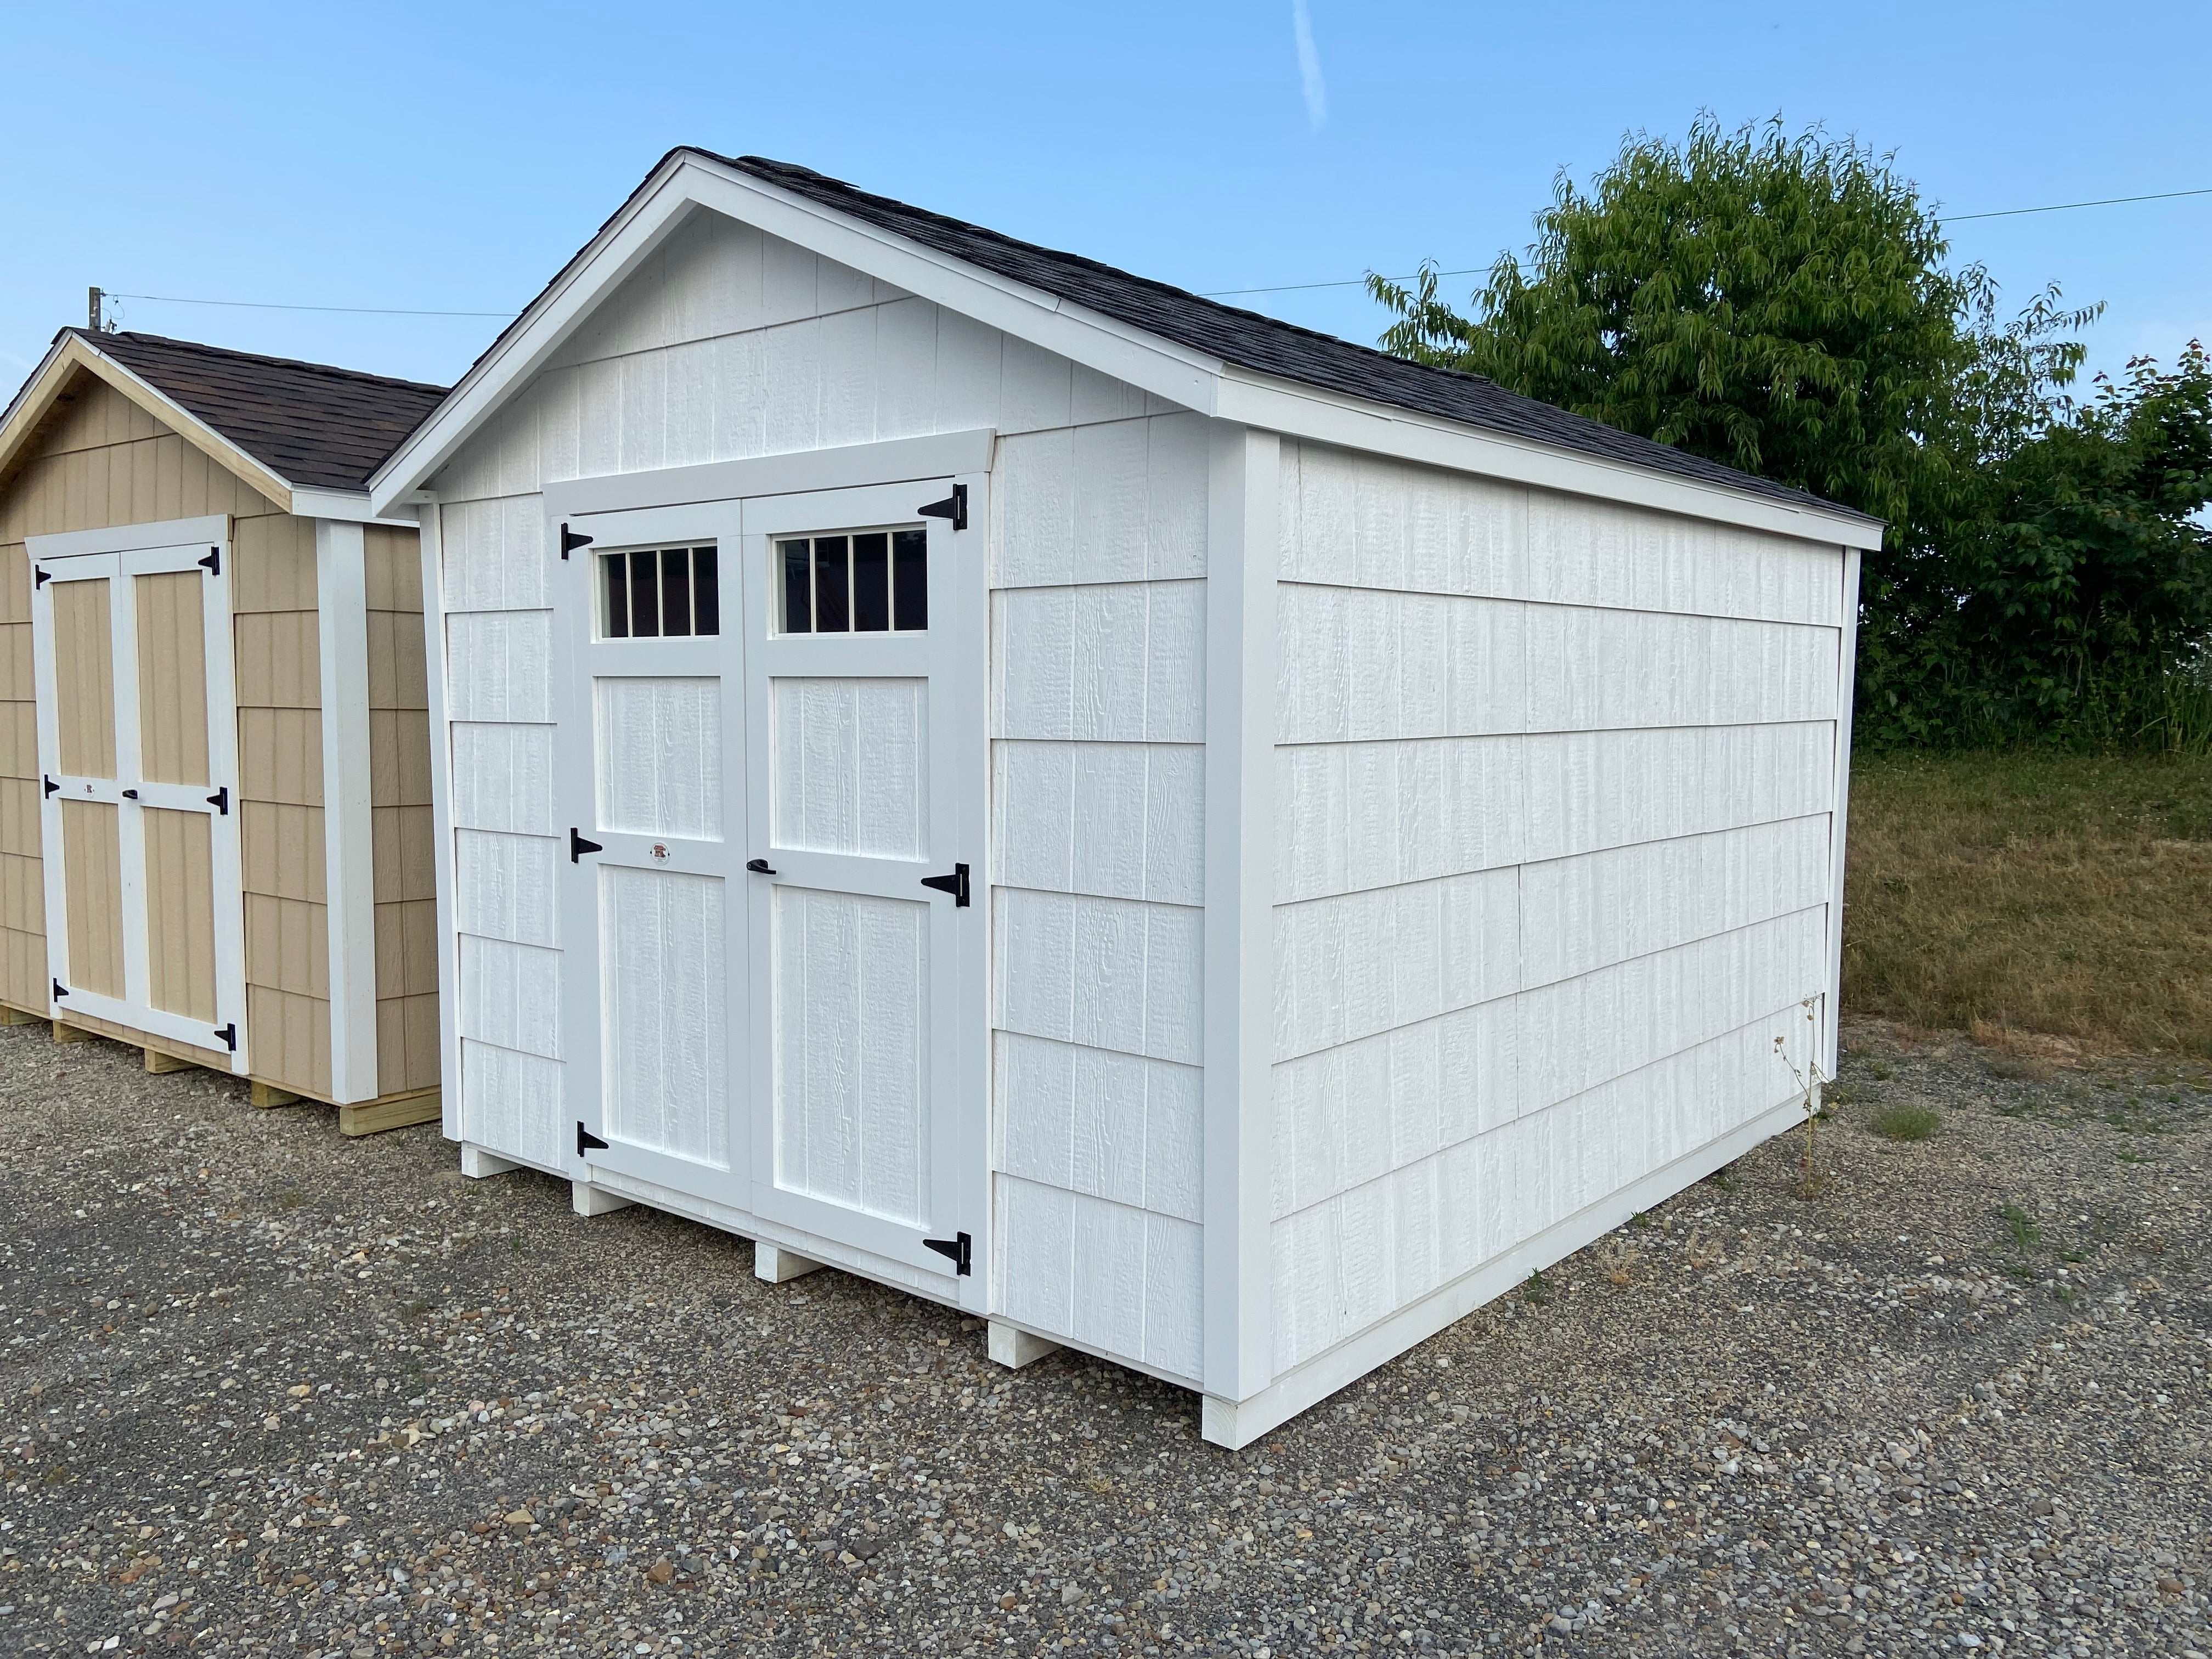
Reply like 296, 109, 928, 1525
1844, 751, 2212, 1057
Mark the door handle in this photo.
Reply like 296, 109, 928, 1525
121, 789, 139, 800
919, 863, 970, 906
746, 858, 777, 875
569, 828, 603, 864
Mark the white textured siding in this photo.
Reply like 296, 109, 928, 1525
432, 207, 1207, 1378
986, 413, 1210, 1384
1268, 441, 1844, 1377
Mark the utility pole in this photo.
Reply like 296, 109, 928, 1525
87, 287, 103, 331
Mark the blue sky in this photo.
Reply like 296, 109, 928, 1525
3, 1, 2205, 401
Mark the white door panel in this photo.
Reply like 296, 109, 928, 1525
741, 477, 986, 1288
556, 502, 748, 1195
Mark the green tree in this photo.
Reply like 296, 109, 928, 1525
1371, 115, 1976, 551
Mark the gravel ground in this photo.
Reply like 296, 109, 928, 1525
2, 1018, 2207, 1659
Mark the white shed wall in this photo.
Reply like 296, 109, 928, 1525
1268, 441, 1844, 1378
427, 206, 1209, 1379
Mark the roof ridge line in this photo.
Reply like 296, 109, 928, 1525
69, 327, 450, 394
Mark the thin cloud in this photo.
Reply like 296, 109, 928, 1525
1291, 0, 1327, 130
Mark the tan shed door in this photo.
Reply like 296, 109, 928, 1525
31, 533, 248, 1068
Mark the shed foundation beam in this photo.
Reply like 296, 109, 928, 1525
460, 1144, 520, 1180
251, 1080, 302, 1109
754, 1244, 823, 1283
1, 1003, 42, 1025
52, 1020, 94, 1045
144, 1047, 196, 1074
571, 1181, 634, 1218
986, 1322, 1063, 1370
337, 1088, 441, 1138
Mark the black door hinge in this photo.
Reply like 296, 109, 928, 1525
917, 483, 967, 532
569, 827, 603, 864
43, 775, 59, 798
198, 546, 221, 577
578, 1122, 610, 1158
213, 1023, 238, 1052
922, 1231, 972, 1276
52, 978, 67, 1002
561, 523, 595, 560
919, 862, 969, 906
206, 786, 229, 815
33, 565, 50, 589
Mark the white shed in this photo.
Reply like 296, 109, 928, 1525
370, 151, 1883, 1447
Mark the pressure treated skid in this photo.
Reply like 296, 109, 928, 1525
0, 331, 448, 1131
374, 150, 1883, 1446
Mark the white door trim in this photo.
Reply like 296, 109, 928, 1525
543, 430, 996, 521
30, 534, 250, 1068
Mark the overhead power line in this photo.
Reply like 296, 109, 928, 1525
98, 184, 2211, 320
1197, 185, 2212, 300
105, 291, 517, 319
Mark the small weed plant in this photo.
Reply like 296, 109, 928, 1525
1869, 1102, 1943, 1142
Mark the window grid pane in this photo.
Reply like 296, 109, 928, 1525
600, 545, 719, 639
774, 528, 928, 634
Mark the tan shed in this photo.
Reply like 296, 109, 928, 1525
0, 328, 448, 1132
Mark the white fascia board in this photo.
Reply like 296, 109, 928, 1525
1215, 369, 1888, 551
369, 154, 1226, 512
290, 487, 420, 526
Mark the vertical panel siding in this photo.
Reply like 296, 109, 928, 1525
141, 805, 216, 1020
1268, 439, 1848, 1381
0, 374, 286, 1014
364, 524, 439, 1093
434, 224, 1206, 1378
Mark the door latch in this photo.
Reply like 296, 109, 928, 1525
577, 1122, 610, 1158
569, 827, 603, 864
922, 1231, 972, 1276
919, 863, 969, 906
917, 483, 967, 531
121, 788, 139, 800
746, 857, 777, 875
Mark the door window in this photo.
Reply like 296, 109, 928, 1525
777, 528, 927, 634
601, 545, 719, 639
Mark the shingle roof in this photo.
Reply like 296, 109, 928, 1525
70, 329, 448, 493
709, 154, 1876, 523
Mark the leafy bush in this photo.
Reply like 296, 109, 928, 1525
1372, 116, 2212, 752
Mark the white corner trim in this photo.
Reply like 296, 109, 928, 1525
417, 502, 461, 1139
1824, 547, 1864, 1079
1199, 1092, 1810, 1449
28, 514, 231, 562
1201, 422, 1280, 1404
540, 428, 996, 520
315, 520, 379, 1104
1215, 372, 1888, 551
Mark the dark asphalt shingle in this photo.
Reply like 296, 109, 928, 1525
713, 154, 1874, 523
71, 329, 449, 493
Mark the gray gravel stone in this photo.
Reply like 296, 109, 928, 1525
1, 1017, 2206, 1656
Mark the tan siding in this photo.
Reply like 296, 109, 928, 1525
233, 511, 329, 1097
134, 571, 211, 786
0, 375, 285, 1015
59, 798, 123, 997
142, 806, 216, 1020
52, 578, 116, 778
364, 524, 438, 1093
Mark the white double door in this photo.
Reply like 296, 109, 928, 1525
29, 530, 248, 1067
554, 477, 983, 1289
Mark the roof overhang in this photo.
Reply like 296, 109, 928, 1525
0, 331, 298, 512
0, 332, 415, 527
371, 149, 1886, 551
